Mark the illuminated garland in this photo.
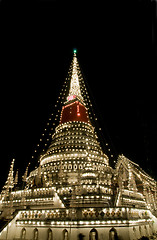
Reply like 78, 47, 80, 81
30, 50, 114, 172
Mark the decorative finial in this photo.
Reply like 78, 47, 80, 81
73, 48, 77, 54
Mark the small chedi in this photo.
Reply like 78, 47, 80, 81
0, 50, 157, 240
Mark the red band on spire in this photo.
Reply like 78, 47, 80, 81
60, 101, 89, 124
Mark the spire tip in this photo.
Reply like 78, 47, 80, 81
73, 48, 77, 54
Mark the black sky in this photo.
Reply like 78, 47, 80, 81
0, 0, 156, 189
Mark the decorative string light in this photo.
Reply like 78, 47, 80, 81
30, 65, 71, 161
0, 51, 157, 240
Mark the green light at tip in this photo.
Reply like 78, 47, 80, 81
73, 49, 77, 54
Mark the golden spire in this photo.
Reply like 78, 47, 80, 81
67, 49, 84, 103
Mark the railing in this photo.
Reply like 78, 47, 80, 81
18, 207, 151, 222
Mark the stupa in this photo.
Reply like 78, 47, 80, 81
0, 50, 157, 240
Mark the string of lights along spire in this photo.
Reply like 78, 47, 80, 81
31, 49, 113, 164
0, 49, 157, 240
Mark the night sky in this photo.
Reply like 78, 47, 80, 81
0, 0, 156, 190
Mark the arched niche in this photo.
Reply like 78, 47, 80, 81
63, 229, 68, 240
109, 227, 118, 240
89, 228, 98, 240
